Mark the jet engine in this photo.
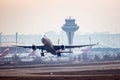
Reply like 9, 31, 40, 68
32, 45, 37, 51
60, 45, 65, 50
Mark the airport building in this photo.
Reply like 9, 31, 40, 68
62, 17, 79, 52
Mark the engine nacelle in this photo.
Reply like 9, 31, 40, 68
32, 45, 37, 51
61, 45, 65, 50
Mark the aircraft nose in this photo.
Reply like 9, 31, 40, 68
41, 38, 46, 44
41, 38, 44, 42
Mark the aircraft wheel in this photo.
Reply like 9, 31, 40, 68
41, 53, 44, 57
57, 53, 61, 57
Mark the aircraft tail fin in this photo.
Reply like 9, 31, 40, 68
81, 46, 92, 54
0, 48, 10, 57
28, 51, 35, 56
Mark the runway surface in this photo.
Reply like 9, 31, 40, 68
0, 61, 120, 80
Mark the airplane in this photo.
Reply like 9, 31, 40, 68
0, 48, 10, 57
15, 36, 98, 57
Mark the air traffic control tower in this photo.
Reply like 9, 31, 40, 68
62, 17, 79, 52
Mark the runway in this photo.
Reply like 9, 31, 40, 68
0, 61, 120, 80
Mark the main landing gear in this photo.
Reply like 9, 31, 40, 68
57, 53, 61, 57
41, 52, 44, 57
41, 49, 44, 57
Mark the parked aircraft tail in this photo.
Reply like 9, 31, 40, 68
81, 46, 92, 54
0, 48, 10, 57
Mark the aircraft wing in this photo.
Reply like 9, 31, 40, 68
53, 43, 98, 50
14, 43, 98, 50
64, 44, 97, 48
14, 45, 44, 49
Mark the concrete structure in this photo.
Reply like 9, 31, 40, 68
62, 17, 79, 52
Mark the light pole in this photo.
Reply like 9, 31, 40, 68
89, 37, 91, 44
15, 32, 18, 54
16, 32, 18, 45
0, 32, 2, 47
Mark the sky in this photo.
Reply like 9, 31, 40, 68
0, 0, 120, 34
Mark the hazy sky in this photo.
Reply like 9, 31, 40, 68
0, 0, 120, 34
